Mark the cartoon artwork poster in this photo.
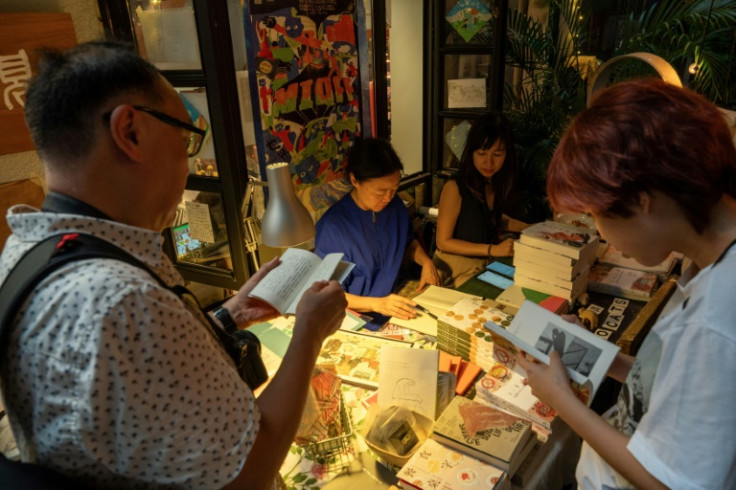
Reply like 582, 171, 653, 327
248, 0, 362, 204
445, 0, 493, 43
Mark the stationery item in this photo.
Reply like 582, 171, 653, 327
484, 301, 619, 403
478, 270, 515, 290
413, 303, 438, 320
431, 396, 535, 477
485, 261, 515, 278
248, 247, 354, 316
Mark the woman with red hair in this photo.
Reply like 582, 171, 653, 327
520, 78, 736, 489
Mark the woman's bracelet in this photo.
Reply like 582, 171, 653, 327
487, 243, 493, 258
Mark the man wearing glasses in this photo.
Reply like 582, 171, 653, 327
0, 41, 346, 489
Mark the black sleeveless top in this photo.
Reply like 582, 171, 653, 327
452, 179, 503, 244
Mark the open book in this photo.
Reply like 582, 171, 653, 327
484, 301, 619, 402
248, 247, 354, 315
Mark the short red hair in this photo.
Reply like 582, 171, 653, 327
547, 78, 736, 233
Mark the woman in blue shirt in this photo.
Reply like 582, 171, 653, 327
315, 138, 440, 321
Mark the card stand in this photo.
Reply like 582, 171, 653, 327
298, 394, 355, 474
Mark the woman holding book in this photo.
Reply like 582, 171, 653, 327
434, 112, 529, 288
518, 79, 736, 489
314, 138, 440, 323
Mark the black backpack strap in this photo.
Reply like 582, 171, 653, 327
0, 233, 175, 357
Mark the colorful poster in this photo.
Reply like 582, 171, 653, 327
446, 0, 493, 43
247, 1, 362, 214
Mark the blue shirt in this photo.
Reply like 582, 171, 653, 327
315, 192, 413, 297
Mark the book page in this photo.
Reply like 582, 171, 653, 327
248, 248, 322, 314
412, 285, 477, 317
485, 301, 619, 394
284, 252, 344, 314
378, 345, 438, 420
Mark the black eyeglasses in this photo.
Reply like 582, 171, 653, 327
133, 105, 206, 157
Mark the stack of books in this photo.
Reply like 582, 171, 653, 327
587, 263, 659, 301
430, 396, 537, 478
436, 297, 516, 369
512, 220, 599, 303
474, 362, 557, 440
596, 242, 680, 281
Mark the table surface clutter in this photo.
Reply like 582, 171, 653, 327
250, 250, 672, 490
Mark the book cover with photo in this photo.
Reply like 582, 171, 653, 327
431, 396, 535, 477
588, 263, 659, 301
596, 242, 679, 278
519, 221, 600, 260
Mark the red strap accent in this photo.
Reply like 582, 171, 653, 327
55, 233, 80, 250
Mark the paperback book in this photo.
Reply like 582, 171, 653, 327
431, 396, 535, 477
514, 265, 589, 294
494, 284, 569, 315
316, 330, 413, 388
474, 362, 557, 436
514, 241, 580, 268
249, 247, 354, 315
484, 301, 619, 403
513, 255, 590, 281
596, 242, 679, 278
519, 220, 600, 260
389, 285, 478, 337
512, 271, 588, 304
437, 297, 516, 368
588, 263, 659, 301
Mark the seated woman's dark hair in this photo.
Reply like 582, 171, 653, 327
459, 112, 517, 203
345, 138, 404, 182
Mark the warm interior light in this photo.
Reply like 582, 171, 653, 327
688, 63, 699, 75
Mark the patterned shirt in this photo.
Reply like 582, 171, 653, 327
0, 205, 259, 489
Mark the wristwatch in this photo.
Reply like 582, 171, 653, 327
212, 305, 237, 335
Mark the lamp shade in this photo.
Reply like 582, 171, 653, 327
260, 162, 315, 247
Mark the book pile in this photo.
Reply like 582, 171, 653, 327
396, 438, 509, 490
495, 283, 569, 315
436, 297, 516, 369
513, 220, 599, 303
596, 242, 680, 280
430, 396, 537, 478
587, 263, 659, 301
474, 362, 556, 440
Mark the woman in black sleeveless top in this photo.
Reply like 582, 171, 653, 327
433, 112, 529, 287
